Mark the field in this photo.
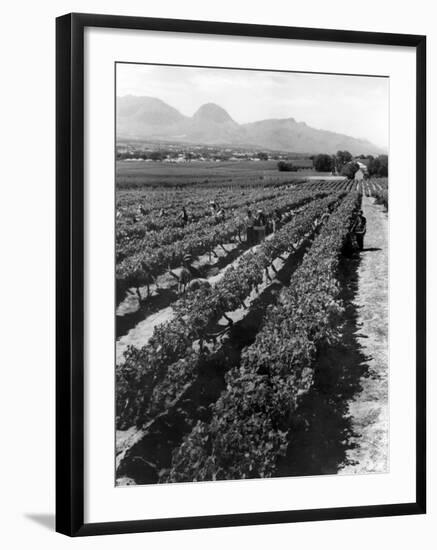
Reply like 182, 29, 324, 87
115, 170, 388, 485
116, 159, 328, 188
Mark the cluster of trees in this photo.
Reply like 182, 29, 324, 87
367, 155, 388, 177
277, 161, 298, 172
341, 161, 360, 179
313, 154, 334, 172
339, 155, 388, 178
257, 152, 269, 161
310, 150, 388, 177
311, 150, 353, 173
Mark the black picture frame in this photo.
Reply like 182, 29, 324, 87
56, 12, 426, 537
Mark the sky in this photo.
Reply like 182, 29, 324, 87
116, 63, 389, 149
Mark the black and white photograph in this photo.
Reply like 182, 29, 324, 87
114, 63, 389, 486
0, 1, 430, 544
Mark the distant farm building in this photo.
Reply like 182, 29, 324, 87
354, 168, 365, 182
356, 161, 369, 174
354, 160, 369, 182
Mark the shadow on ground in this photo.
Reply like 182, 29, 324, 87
116, 242, 248, 339
25, 513, 55, 531
116, 234, 317, 484
277, 252, 371, 477
116, 288, 177, 338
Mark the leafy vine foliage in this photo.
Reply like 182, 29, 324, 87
116, 193, 344, 430
116, 187, 329, 294
163, 192, 360, 482
115, 174, 365, 484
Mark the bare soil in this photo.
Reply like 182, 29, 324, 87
115, 208, 310, 364
340, 196, 389, 474
275, 196, 389, 479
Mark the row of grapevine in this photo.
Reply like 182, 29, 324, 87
117, 183, 260, 217
163, 191, 360, 482
116, 189, 332, 297
117, 185, 315, 263
116, 193, 344, 430
116, 178, 346, 252
305, 178, 347, 192
116, 184, 298, 245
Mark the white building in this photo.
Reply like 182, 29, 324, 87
354, 168, 365, 182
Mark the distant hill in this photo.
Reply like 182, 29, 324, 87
117, 96, 187, 137
117, 95, 385, 155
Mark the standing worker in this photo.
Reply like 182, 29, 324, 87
245, 209, 255, 246
179, 206, 189, 225
352, 209, 367, 251
272, 208, 282, 233
255, 208, 267, 243
216, 205, 226, 222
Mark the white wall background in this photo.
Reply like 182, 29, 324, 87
0, 0, 434, 547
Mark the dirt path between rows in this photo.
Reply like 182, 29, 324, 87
115, 203, 316, 364
340, 196, 389, 474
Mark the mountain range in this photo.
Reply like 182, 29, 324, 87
117, 95, 385, 155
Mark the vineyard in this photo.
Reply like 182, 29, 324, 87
363, 177, 388, 210
115, 175, 387, 485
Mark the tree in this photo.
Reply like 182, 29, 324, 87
277, 161, 297, 172
368, 155, 388, 177
336, 150, 352, 170
341, 161, 360, 179
257, 152, 269, 161
150, 150, 165, 161
314, 154, 334, 172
